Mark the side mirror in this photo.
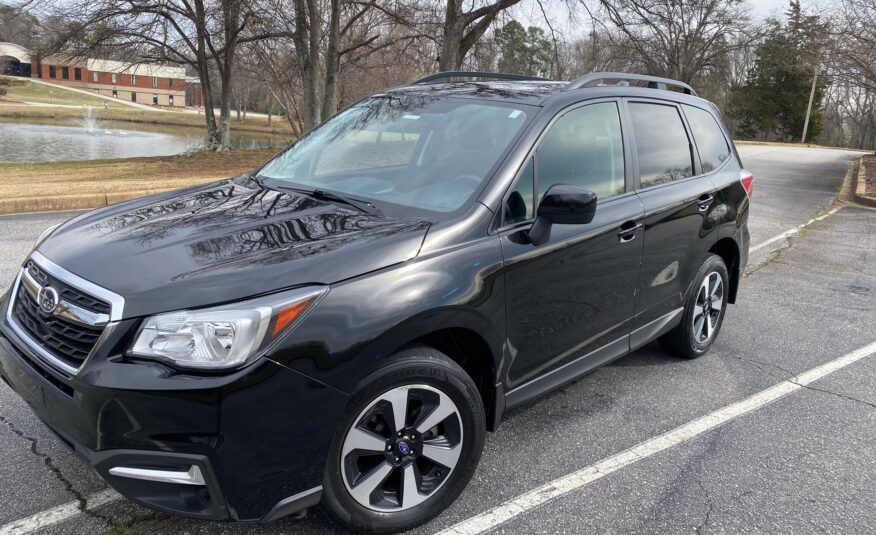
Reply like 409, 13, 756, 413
529, 185, 598, 246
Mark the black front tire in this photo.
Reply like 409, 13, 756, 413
659, 254, 729, 359
321, 346, 486, 534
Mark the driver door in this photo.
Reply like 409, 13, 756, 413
499, 100, 645, 404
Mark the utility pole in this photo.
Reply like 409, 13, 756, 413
801, 66, 819, 144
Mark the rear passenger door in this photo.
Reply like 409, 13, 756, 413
626, 99, 718, 347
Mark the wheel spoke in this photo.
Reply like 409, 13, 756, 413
703, 312, 713, 340
693, 303, 705, 317
401, 464, 427, 509
694, 315, 706, 341
711, 295, 723, 311
421, 442, 461, 468
416, 391, 456, 433
349, 461, 394, 505
382, 387, 409, 433
342, 427, 387, 456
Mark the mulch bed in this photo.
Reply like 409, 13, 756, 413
864, 155, 876, 196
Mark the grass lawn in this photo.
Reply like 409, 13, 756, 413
0, 149, 280, 199
0, 103, 294, 135
0, 78, 295, 135
2, 78, 130, 109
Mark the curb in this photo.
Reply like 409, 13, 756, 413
851, 158, 876, 209
0, 188, 179, 215
733, 140, 875, 153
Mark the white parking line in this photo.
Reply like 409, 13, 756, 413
750, 205, 843, 252
0, 489, 120, 535
437, 339, 876, 535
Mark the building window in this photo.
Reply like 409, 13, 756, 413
111, 73, 118, 84
168, 95, 174, 107
92, 71, 99, 82
131, 92, 137, 102
152, 94, 158, 105
48, 65, 56, 78
131, 74, 137, 85
152, 76, 158, 87
168, 79, 173, 89
61, 66, 69, 79
112, 90, 118, 98
74, 68, 81, 81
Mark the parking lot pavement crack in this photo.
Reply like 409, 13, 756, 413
718, 354, 876, 411
0, 413, 118, 529
660, 452, 715, 535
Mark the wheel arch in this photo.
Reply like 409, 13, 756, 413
359, 308, 504, 432
708, 237, 740, 304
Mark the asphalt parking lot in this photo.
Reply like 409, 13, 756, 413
1, 144, 874, 535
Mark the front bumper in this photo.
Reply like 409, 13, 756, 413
0, 302, 347, 521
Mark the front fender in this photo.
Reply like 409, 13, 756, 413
268, 235, 506, 396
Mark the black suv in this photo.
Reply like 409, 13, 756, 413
0, 72, 750, 533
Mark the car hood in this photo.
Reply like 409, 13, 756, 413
37, 178, 431, 318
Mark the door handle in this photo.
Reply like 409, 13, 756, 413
617, 221, 642, 243
697, 194, 715, 211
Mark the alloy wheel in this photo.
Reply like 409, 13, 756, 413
693, 271, 724, 344
340, 384, 463, 512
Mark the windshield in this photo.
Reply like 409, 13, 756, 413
257, 95, 530, 214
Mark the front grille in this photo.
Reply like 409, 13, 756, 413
11, 259, 112, 372
26, 260, 110, 315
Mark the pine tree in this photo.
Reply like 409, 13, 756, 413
733, 1, 829, 142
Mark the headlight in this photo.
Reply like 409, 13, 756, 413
129, 286, 327, 370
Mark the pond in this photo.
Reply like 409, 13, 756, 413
0, 117, 292, 163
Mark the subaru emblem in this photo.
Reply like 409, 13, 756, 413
37, 286, 59, 314
398, 441, 411, 455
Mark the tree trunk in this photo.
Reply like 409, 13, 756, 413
439, 0, 464, 70
292, 0, 323, 131
322, 0, 341, 121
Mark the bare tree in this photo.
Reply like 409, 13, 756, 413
832, 0, 876, 93
590, 0, 756, 86
252, 0, 426, 131
438, 0, 523, 70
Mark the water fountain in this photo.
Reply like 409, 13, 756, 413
78, 106, 101, 134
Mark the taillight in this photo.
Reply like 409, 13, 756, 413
740, 170, 754, 197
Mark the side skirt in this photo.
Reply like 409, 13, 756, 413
502, 307, 685, 412
629, 307, 684, 352
504, 336, 629, 409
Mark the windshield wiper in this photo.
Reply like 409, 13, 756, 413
266, 183, 383, 217
310, 189, 383, 217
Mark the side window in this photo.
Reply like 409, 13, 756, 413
503, 158, 535, 226
629, 102, 693, 187
536, 102, 625, 202
683, 105, 731, 173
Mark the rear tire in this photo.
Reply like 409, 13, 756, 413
659, 254, 729, 359
321, 346, 485, 534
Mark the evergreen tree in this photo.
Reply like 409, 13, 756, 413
495, 21, 553, 77
733, 1, 829, 142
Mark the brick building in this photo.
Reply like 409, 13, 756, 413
30, 54, 189, 108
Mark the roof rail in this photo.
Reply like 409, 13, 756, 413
412, 71, 549, 85
566, 72, 697, 96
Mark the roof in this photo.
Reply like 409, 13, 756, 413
383, 81, 567, 106
0, 42, 31, 62
384, 72, 706, 108
39, 53, 186, 79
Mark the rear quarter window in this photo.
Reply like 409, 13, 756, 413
683, 105, 732, 173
